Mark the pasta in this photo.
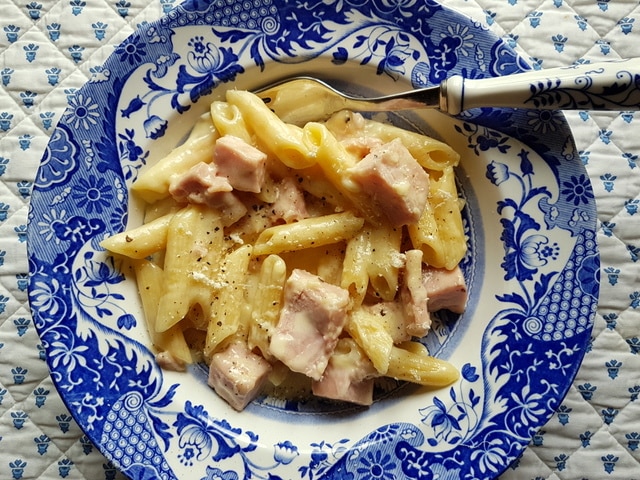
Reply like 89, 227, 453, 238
100, 213, 173, 259
252, 211, 364, 256
132, 114, 218, 203
155, 204, 224, 333
325, 110, 460, 171
408, 166, 466, 269
101, 82, 469, 410
133, 258, 192, 366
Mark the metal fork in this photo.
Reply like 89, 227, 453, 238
256, 59, 640, 123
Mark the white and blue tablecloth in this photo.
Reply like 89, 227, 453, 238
1, 0, 639, 478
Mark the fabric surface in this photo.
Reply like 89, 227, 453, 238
1, 0, 639, 478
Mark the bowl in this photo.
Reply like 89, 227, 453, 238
27, 1, 599, 479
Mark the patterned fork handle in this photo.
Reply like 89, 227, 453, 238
443, 58, 640, 114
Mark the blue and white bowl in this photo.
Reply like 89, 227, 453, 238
27, 1, 599, 479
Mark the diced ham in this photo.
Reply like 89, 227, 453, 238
423, 265, 468, 314
347, 138, 430, 227
168, 161, 247, 226
208, 341, 272, 411
269, 176, 308, 223
312, 338, 377, 406
400, 249, 431, 337
169, 161, 231, 202
204, 190, 248, 226
269, 269, 350, 380
214, 135, 267, 193
155, 351, 187, 372
340, 136, 384, 159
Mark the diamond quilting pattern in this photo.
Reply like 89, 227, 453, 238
1, 0, 639, 479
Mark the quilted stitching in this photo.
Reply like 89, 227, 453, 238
1, 0, 639, 479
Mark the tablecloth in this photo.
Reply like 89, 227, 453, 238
1, 0, 639, 478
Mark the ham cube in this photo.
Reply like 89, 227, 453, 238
168, 161, 247, 226
340, 136, 384, 158
423, 265, 468, 314
269, 269, 350, 380
214, 135, 267, 193
312, 338, 377, 406
347, 138, 429, 227
208, 341, 272, 411
155, 351, 187, 372
169, 161, 232, 202
202, 190, 247, 226
270, 176, 308, 223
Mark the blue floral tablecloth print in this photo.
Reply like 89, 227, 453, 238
1, 0, 639, 479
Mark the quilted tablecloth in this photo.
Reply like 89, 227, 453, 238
1, 0, 639, 478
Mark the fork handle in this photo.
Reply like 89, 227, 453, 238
443, 58, 640, 114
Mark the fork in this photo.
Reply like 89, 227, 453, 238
257, 59, 640, 123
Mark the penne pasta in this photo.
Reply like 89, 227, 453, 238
341, 228, 372, 306
302, 122, 382, 224
315, 243, 345, 285
133, 259, 192, 365
247, 254, 287, 359
132, 113, 218, 203
346, 306, 394, 374
155, 204, 224, 333
252, 211, 364, 256
325, 110, 460, 171
386, 341, 459, 386
100, 213, 173, 259
204, 244, 253, 360
143, 196, 182, 223
226, 89, 315, 169
340, 223, 402, 303
210, 101, 253, 143
408, 166, 466, 269
296, 164, 354, 211
366, 223, 403, 301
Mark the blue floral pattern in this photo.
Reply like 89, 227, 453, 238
26, 1, 599, 479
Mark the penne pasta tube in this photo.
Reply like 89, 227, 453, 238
302, 123, 381, 223
133, 259, 192, 365
302, 122, 357, 187
315, 243, 345, 285
132, 114, 218, 203
340, 223, 402, 303
155, 205, 224, 333
296, 164, 353, 210
100, 213, 173, 259
341, 228, 371, 306
247, 254, 286, 359
346, 307, 394, 374
408, 166, 466, 269
366, 223, 403, 301
252, 211, 364, 256
255, 78, 350, 126
386, 341, 459, 387
210, 101, 253, 143
204, 244, 253, 360
226, 90, 315, 169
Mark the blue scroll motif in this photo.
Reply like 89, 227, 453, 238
526, 64, 640, 110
